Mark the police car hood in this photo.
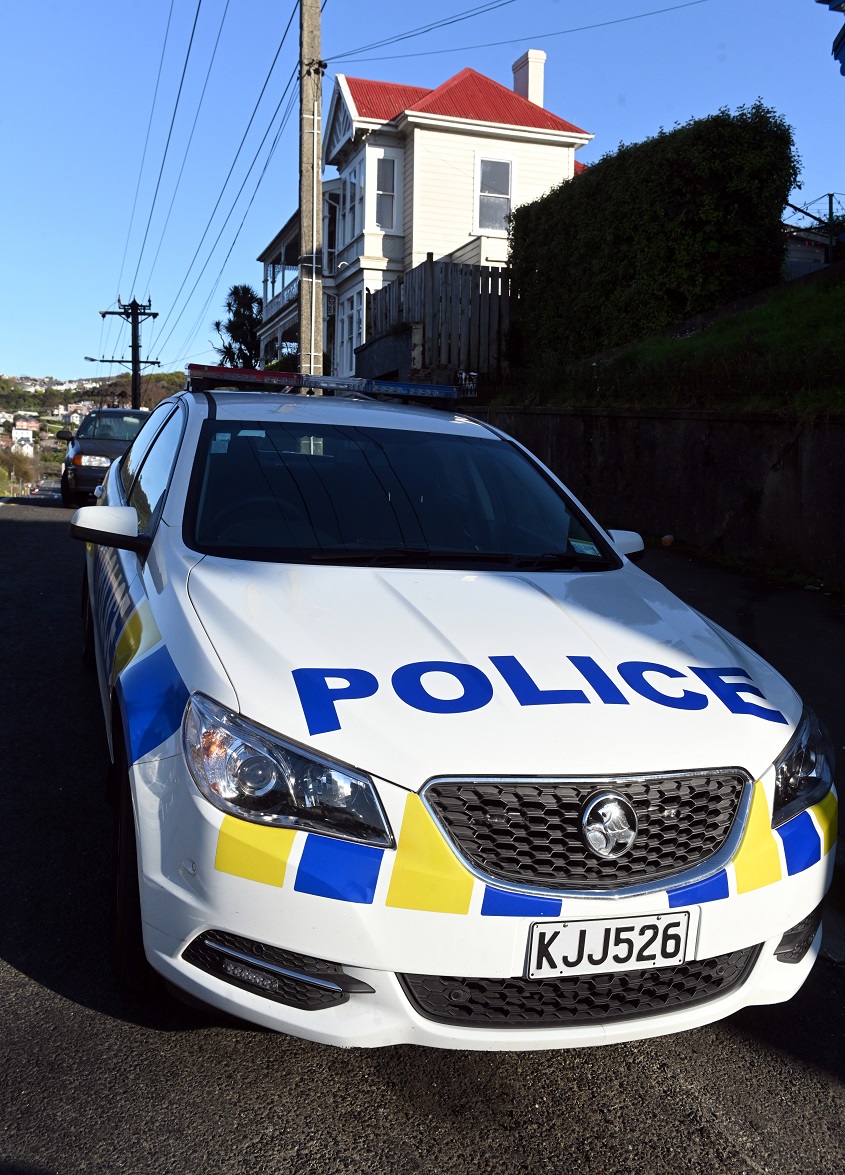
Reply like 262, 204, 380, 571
187, 559, 800, 789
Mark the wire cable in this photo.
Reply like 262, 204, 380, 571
142, 0, 233, 298
150, 0, 299, 350
165, 82, 299, 368
114, 0, 176, 303
327, 1, 516, 62
154, 67, 298, 361
129, 0, 205, 298
169, 80, 299, 367
329, 0, 713, 63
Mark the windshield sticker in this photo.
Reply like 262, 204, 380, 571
292, 656, 788, 735
569, 539, 600, 557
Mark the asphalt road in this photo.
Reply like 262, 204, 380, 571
1, 497, 843, 1175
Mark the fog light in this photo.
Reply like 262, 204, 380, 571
775, 906, 823, 964
222, 957, 279, 993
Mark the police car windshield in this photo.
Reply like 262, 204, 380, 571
187, 421, 616, 570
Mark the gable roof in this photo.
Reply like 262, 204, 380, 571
345, 77, 431, 122
344, 67, 588, 136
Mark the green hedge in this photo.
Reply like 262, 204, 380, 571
509, 102, 800, 365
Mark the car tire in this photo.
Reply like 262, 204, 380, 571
61, 471, 79, 509
110, 735, 161, 998
81, 575, 95, 671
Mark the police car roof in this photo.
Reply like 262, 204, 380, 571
186, 389, 492, 437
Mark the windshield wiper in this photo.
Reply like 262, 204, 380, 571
514, 551, 606, 571
307, 547, 518, 567
307, 546, 431, 565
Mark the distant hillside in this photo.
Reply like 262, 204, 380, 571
0, 370, 185, 413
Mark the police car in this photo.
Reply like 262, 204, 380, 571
69, 369, 837, 1050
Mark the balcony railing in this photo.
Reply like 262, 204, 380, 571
264, 278, 300, 320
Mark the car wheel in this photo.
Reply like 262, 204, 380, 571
110, 735, 160, 998
60, 471, 79, 508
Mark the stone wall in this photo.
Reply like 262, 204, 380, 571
482, 407, 845, 585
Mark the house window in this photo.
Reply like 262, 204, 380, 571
345, 297, 354, 372
478, 159, 511, 232
355, 290, 363, 351
376, 157, 395, 231
340, 179, 348, 245
349, 167, 357, 238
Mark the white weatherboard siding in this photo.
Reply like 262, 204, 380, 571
408, 129, 573, 269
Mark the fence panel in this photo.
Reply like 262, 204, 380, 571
364, 256, 512, 375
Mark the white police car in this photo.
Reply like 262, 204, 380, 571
70, 380, 837, 1050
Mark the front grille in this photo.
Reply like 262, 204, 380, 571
183, 930, 348, 1010
424, 773, 747, 890
399, 946, 760, 1028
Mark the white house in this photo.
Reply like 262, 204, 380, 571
11, 428, 34, 457
257, 51, 592, 376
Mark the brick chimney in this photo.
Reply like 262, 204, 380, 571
512, 49, 546, 106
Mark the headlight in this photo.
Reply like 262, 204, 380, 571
772, 708, 834, 828
73, 455, 111, 467
183, 694, 394, 847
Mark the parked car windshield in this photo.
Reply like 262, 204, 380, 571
186, 420, 617, 570
77, 412, 147, 442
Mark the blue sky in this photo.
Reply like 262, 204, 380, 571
1, 0, 842, 380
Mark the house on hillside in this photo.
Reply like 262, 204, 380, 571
257, 51, 592, 378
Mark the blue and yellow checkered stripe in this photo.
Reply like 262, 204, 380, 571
214, 782, 838, 915
667, 781, 837, 909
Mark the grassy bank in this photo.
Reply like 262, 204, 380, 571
493, 275, 845, 412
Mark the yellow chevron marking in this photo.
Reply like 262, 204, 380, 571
111, 600, 161, 687
733, 780, 782, 894
812, 789, 838, 857
215, 816, 296, 887
386, 794, 474, 914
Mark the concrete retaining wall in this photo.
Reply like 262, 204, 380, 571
483, 407, 845, 585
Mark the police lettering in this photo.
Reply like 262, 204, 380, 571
291, 655, 788, 734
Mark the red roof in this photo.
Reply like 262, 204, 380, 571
344, 68, 587, 136
345, 77, 431, 121
573, 159, 588, 174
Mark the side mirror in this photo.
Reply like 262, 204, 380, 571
56, 429, 74, 442
607, 529, 645, 563
69, 505, 151, 556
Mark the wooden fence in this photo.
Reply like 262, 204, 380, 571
366, 254, 513, 376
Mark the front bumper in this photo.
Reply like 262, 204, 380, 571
131, 752, 837, 1050
66, 464, 108, 494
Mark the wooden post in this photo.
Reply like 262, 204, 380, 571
423, 252, 435, 369
298, 0, 324, 375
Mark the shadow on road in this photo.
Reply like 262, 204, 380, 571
0, 503, 227, 1035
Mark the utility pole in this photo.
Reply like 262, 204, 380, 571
298, 0, 325, 376
829, 193, 836, 266
89, 299, 160, 409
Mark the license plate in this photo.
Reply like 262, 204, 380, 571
526, 912, 690, 979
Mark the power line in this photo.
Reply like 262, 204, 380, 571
154, 67, 299, 361
327, 1, 516, 62
328, 0, 713, 63
171, 79, 299, 367
114, 0, 176, 303
165, 82, 300, 368
150, 0, 299, 350
142, 0, 233, 298
105, 2, 176, 369
129, 0, 205, 298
